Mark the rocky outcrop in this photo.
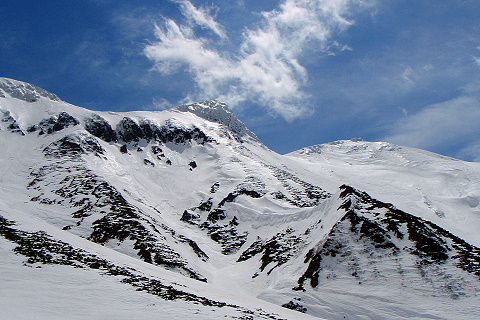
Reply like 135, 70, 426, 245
42, 132, 105, 159
296, 185, 480, 298
266, 164, 330, 207
180, 179, 271, 255
175, 100, 259, 142
116, 117, 144, 142
29, 132, 208, 282
0, 215, 285, 319
27, 112, 79, 135
84, 113, 117, 142
238, 228, 304, 275
1, 109, 24, 135
113, 117, 213, 146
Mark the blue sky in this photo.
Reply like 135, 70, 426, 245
1, 0, 480, 160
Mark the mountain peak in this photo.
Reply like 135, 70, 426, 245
290, 139, 410, 160
177, 100, 230, 113
0, 77, 60, 103
174, 100, 258, 141
2, 79, 480, 319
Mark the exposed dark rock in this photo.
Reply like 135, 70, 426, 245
54, 112, 80, 131
295, 185, 480, 294
204, 221, 248, 255
43, 133, 105, 159
110, 117, 214, 147
180, 210, 200, 225
237, 238, 265, 262
151, 145, 163, 155
144, 159, 155, 167
138, 119, 157, 141
238, 228, 304, 275
158, 222, 209, 262
174, 100, 259, 142
84, 113, 117, 142
29, 151, 208, 282
86, 201, 206, 281
179, 178, 270, 255
206, 209, 226, 223
0, 214, 286, 319
218, 177, 266, 207
197, 199, 213, 211
139, 119, 213, 145
264, 164, 330, 207
282, 299, 307, 313
28, 112, 79, 134
188, 161, 197, 169
116, 117, 144, 142
120, 144, 128, 153
218, 192, 238, 207
210, 182, 220, 194
1, 110, 24, 135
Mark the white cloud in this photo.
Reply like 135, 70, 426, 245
144, 0, 375, 121
145, 19, 226, 75
423, 64, 434, 71
474, 56, 480, 67
457, 143, 480, 162
151, 97, 174, 110
474, 46, 480, 66
384, 96, 480, 154
401, 67, 416, 85
175, 0, 227, 39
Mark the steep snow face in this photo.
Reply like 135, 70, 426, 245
1, 79, 480, 319
287, 139, 480, 247
251, 186, 480, 320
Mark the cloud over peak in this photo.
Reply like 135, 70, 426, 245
144, 0, 375, 121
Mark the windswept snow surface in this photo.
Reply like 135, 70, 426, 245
1, 77, 479, 319
287, 139, 480, 247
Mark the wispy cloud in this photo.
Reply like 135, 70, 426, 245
145, 19, 226, 75
457, 143, 480, 162
474, 47, 480, 67
401, 67, 416, 85
144, 0, 375, 121
150, 96, 175, 111
384, 96, 480, 160
175, 0, 226, 39
475, 57, 480, 67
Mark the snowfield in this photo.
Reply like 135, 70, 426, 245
1, 77, 479, 319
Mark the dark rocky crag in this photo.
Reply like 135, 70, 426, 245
295, 185, 480, 298
28, 128, 209, 281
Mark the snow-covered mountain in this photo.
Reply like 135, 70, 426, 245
1, 77, 479, 319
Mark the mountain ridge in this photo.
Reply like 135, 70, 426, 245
1, 77, 479, 319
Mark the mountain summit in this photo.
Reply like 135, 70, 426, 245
1, 78, 479, 319
175, 100, 259, 141
0, 77, 60, 102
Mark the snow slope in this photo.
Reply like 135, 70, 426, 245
286, 139, 480, 247
1, 77, 479, 319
